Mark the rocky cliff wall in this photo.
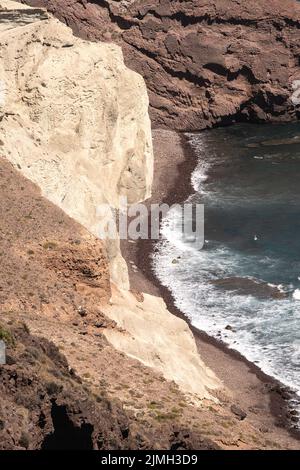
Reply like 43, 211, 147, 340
20, 0, 300, 130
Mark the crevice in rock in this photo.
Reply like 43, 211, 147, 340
135, 9, 260, 28
86, 2, 262, 31
89, 0, 136, 30
203, 63, 259, 84
228, 65, 260, 85
41, 401, 94, 450
127, 42, 209, 88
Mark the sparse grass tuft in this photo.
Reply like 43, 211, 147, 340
171, 407, 181, 414
147, 401, 160, 410
143, 378, 153, 385
24, 211, 34, 220
0, 325, 15, 346
19, 432, 30, 449
154, 411, 178, 422
43, 241, 57, 250
46, 381, 62, 395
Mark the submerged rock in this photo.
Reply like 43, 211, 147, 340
211, 277, 288, 300
261, 137, 300, 147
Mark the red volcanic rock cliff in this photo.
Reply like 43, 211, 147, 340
21, 0, 300, 130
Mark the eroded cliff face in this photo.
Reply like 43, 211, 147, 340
0, 0, 153, 288
20, 0, 300, 130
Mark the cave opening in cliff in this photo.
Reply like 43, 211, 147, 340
41, 402, 94, 450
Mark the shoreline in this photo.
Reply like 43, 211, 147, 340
121, 128, 300, 445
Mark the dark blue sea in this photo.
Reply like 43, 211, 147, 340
153, 123, 300, 414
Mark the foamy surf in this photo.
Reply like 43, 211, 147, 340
153, 123, 300, 427
293, 289, 300, 300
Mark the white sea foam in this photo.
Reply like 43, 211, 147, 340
267, 283, 288, 293
293, 289, 300, 300
187, 133, 210, 193
153, 238, 300, 414
160, 207, 199, 254
154, 129, 300, 425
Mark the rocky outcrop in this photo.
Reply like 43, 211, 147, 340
0, 320, 224, 450
20, 0, 300, 130
0, 321, 135, 450
0, 0, 153, 288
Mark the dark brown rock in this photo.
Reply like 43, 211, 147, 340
0, 322, 135, 450
20, 0, 300, 130
225, 325, 235, 332
170, 428, 220, 450
1, 320, 220, 450
230, 404, 247, 420
211, 277, 288, 300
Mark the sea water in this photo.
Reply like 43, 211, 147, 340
153, 123, 300, 412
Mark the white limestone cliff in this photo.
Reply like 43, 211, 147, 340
0, 0, 153, 288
